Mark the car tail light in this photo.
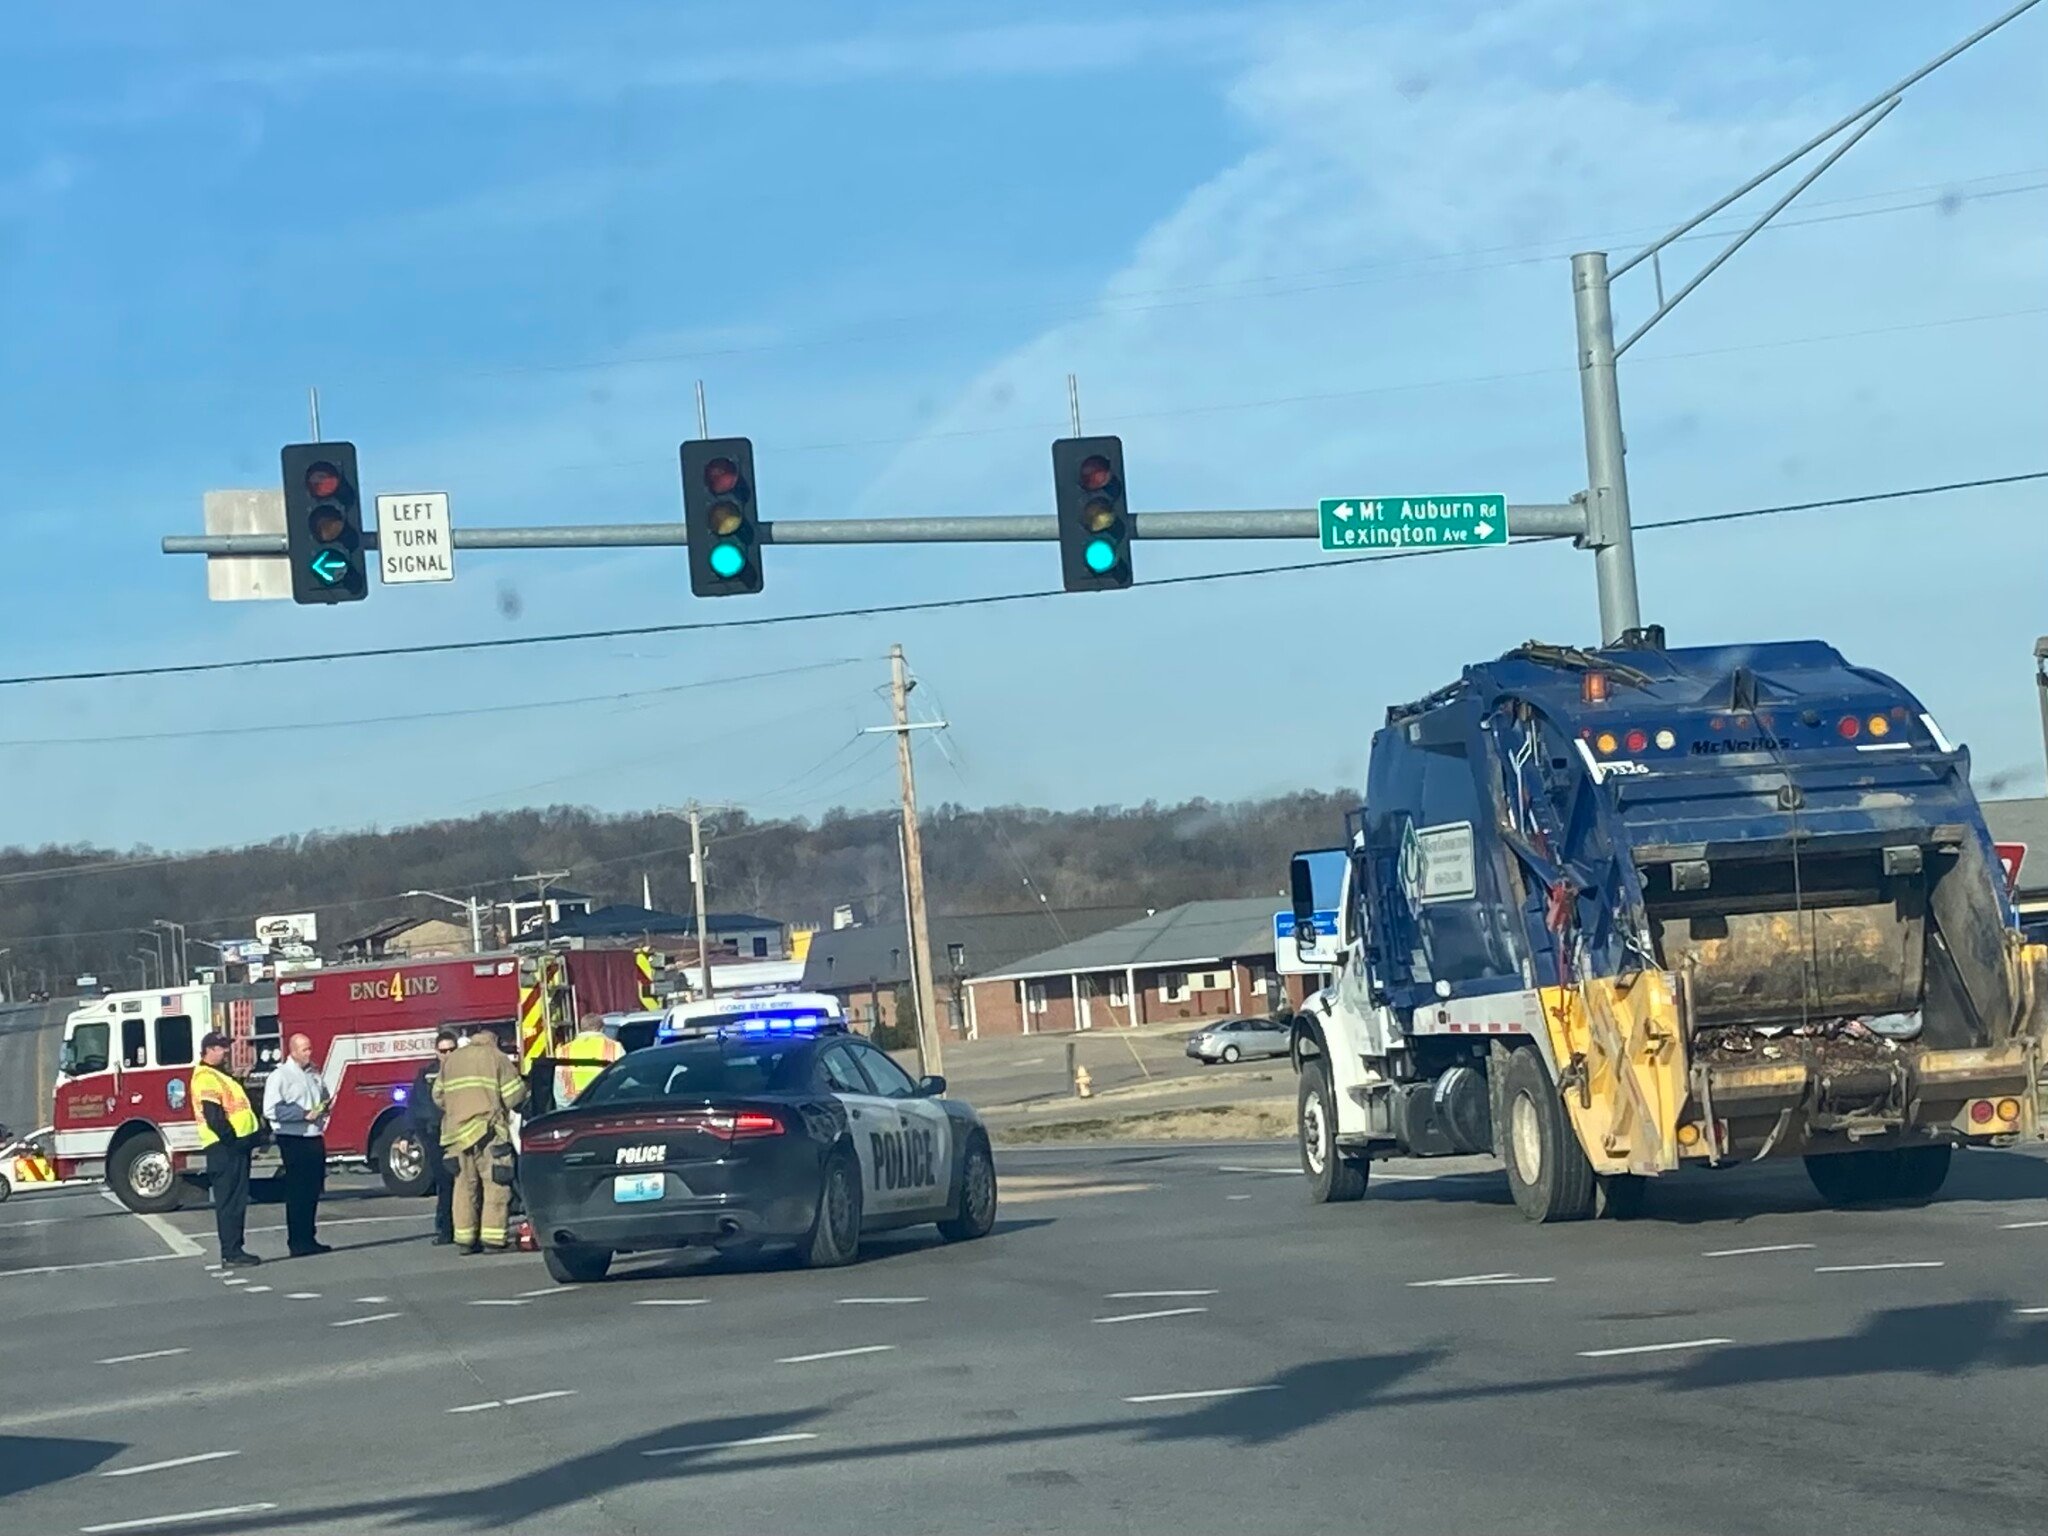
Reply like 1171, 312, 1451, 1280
525, 1122, 577, 1150
1624, 729, 1648, 754
711, 1109, 785, 1139
1970, 1099, 1995, 1124
1997, 1098, 2022, 1121
1837, 715, 1861, 740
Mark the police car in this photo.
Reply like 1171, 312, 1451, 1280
518, 1011, 997, 1284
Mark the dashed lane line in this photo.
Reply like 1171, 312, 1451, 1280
1094, 1307, 1208, 1324
837, 1296, 927, 1305
355, 1295, 390, 1303
285, 1292, 320, 1300
1702, 1243, 1817, 1258
2001, 1219, 2048, 1230
1125, 1386, 1280, 1404
81, 1505, 277, 1533
241, 1286, 272, 1295
97, 1349, 190, 1366
449, 1389, 578, 1414
1409, 1273, 1554, 1288
643, 1432, 821, 1458
330, 1311, 402, 1328
634, 1298, 710, 1307
1813, 1261, 1945, 1274
2016, 1306, 2048, 1315
102, 1451, 241, 1479
1579, 1338, 1732, 1358
470, 1299, 529, 1307
776, 1345, 896, 1365
1106, 1290, 1216, 1299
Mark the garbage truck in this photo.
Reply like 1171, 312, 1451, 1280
1286, 632, 2048, 1221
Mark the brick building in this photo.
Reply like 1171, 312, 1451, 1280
800, 907, 1148, 1038
964, 897, 1319, 1038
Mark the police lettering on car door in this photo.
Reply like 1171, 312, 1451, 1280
868, 1123, 939, 1192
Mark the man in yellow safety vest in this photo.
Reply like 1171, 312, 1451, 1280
433, 1027, 529, 1253
192, 1031, 263, 1267
553, 1013, 625, 1108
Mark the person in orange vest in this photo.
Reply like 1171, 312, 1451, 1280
192, 1031, 263, 1266
553, 1013, 625, 1108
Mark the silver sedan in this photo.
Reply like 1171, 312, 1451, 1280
1185, 1016, 1293, 1065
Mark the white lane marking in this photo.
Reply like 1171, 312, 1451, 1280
1215, 1165, 1296, 1175
81, 1506, 277, 1533
447, 1389, 577, 1415
518, 1287, 566, 1298
2001, 1219, 2048, 1230
642, 1432, 821, 1458
285, 1292, 320, 1300
2016, 1306, 2048, 1315
220, 1279, 247, 1287
246, 1214, 425, 1235
0, 1253, 186, 1281
1106, 1290, 1217, 1299
355, 1295, 389, 1303
98, 1348, 190, 1366
1094, 1306, 1208, 1324
202, 1265, 221, 1273
1702, 1243, 1817, 1258
1813, 1261, 1945, 1273
634, 1298, 709, 1307
99, 1189, 204, 1259
470, 1299, 528, 1307
776, 1344, 896, 1365
101, 1450, 241, 1479
330, 1311, 402, 1328
1578, 1338, 1733, 1358
1125, 1385, 1280, 1404
837, 1296, 927, 1305
241, 1286, 272, 1294
1226, 1194, 1253, 1201
1408, 1273, 1553, 1288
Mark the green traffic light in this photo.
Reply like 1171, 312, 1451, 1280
709, 541, 747, 580
1083, 537, 1118, 575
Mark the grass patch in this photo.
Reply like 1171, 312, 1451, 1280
992, 1100, 1294, 1146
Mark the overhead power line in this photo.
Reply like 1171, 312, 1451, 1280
3, 469, 2042, 691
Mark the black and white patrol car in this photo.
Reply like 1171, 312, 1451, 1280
518, 1020, 997, 1284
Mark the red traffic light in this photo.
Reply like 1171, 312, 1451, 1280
704, 458, 741, 496
305, 464, 343, 500
1077, 455, 1113, 492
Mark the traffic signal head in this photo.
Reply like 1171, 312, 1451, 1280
1052, 435, 1131, 591
281, 441, 366, 604
680, 437, 762, 596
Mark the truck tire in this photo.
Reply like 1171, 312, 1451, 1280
1889, 1145, 1952, 1201
542, 1243, 612, 1284
372, 1121, 434, 1199
1299, 1060, 1368, 1203
109, 1132, 181, 1215
1804, 1151, 1886, 1206
1500, 1048, 1596, 1222
1597, 1173, 1648, 1220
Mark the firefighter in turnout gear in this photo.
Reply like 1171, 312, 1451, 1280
432, 1027, 529, 1253
553, 1012, 624, 1108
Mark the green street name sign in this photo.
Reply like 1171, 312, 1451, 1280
1318, 494, 1509, 552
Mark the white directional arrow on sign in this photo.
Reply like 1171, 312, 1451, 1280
1473, 520, 1495, 539
1330, 502, 1355, 521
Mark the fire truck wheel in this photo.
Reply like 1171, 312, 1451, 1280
109, 1133, 181, 1215
542, 1244, 613, 1284
372, 1122, 434, 1199
1500, 1048, 1597, 1223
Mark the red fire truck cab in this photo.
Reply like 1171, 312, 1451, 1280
53, 948, 651, 1212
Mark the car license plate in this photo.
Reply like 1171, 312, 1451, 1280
613, 1173, 663, 1203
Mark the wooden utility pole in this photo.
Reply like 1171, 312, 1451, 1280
888, 645, 944, 1078
688, 802, 715, 999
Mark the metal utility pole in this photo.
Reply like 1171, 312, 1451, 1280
883, 646, 943, 1078
1569, 0, 2038, 644
689, 804, 715, 999
308, 386, 322, 440
405, 889, 485, 953
2034, 637, 2048, 782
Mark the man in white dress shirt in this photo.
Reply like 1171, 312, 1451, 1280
263, 1032, 333, 1257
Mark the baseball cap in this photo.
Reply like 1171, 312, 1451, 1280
199, 1031, 232, 1051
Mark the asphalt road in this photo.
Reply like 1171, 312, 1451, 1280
7, 1143, 2048, 1534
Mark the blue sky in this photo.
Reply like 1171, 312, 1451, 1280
2, 0, 2044, 853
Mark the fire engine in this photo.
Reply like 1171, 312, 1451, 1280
51, 948, 653, 1212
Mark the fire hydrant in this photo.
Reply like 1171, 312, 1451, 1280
1074, 1063, 1093, 1098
